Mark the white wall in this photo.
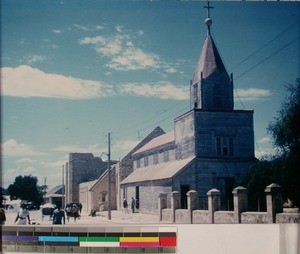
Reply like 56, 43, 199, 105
176, 224, 299, 254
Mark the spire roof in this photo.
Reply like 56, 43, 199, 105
192, 2, 230, 84
192, 35, 230, 83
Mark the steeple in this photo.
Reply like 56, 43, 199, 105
190, 1, 233, 111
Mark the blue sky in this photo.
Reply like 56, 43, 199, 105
1, 1, 299, 189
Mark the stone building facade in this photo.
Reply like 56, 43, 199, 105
65, 153, 109, 204
120, 11, 255, 212
77, 126, 165, 212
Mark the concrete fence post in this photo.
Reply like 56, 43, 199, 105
170, 191, 180, 223
265, 183, 283, 223
158, 193, 168, 222
207, 189, 221, 224
187, 190, 198, 224
232, 186, 248, 223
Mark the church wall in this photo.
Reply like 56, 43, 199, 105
174, 111, 195, 159
121, 179, 172, 212
194, 110, 254, 159
194, 158, 254, 209
132, 144, 176, 170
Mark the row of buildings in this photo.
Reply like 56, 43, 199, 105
49, 5, 256, 214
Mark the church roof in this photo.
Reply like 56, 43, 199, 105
120, 157, 195, 185
133, 131, 174, 155
192, 35, 230, 84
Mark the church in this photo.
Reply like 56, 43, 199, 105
75, 3, 256, 214
119, 4, 255, 212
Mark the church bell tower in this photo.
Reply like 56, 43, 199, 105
190, 2, 234, 111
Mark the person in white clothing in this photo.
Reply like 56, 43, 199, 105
15, 203, 31, 225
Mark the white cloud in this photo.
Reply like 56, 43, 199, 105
112, 140, 139, 153
258, 137, 271, 144
27, 55, 46, 64
2, 139, 47, 157
52, 29, 62, 34
107, 48, 160, 71
1, 65, 114, 99
255, 147, 280, 159
235, 88, 271, 101
79, 30, 162, 71
74, 24, 104, 32
119, 81, 189, 100
16, 158, 37, 164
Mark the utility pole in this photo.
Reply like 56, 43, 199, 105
62, 164, 65, 209
44, 177, 47, 204
107, 133, 111, 220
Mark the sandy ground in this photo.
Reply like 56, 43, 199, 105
3, 207, 160, 226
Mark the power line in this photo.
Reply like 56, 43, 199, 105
234, 36, 299, 82
228, 20, 299, 72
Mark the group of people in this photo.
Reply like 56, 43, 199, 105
123, 197, 139, 214
9, 202, 83, 225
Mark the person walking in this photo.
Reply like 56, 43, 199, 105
52, 205, 65, 225
123, 199, 129, 213
15, 203, 31, 225
131, 197, 135, 213
0, 205, 6, 225
71, 204, 79, 222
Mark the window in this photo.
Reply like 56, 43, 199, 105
136, 159, 141, 168
193, 84, 198, 108
144, 157, 148, 167
153, 154, 158, 165
163, 151, 169, 162
216, 136, 234, 156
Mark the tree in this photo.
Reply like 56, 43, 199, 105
268, 78, 300, 157
267, 78, 300, 207
7, 175, 44, 206
243, 157, 287, 211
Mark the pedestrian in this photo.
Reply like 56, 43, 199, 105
79, 203, 82, 214
65, 204, 71, 222
0, 205, 6, 225
123, 199, 129, 214
131, 197, 135, 213
71, 204, 79, 222
15, 203, 31, 225
52, 205, 65, 225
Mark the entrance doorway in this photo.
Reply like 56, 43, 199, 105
180, 185, 190, 209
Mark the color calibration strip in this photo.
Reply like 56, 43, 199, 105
1, 226, 177, 253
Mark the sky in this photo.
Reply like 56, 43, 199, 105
1, 0, 299, 190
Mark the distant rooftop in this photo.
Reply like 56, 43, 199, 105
133, 131, 174, 155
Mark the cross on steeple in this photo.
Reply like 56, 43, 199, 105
204, 1, 214, 19
203, 1, 214, 35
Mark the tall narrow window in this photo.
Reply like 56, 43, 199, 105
163, 151, 169, 162
193, 83, 198, 108
216, 136, 234, 156
144, 157, 148, 167
153, 154, 158, 165
136, 159, 141, 168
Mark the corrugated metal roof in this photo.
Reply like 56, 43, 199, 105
133, 131, 175, 155
120, 157, 195, 185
